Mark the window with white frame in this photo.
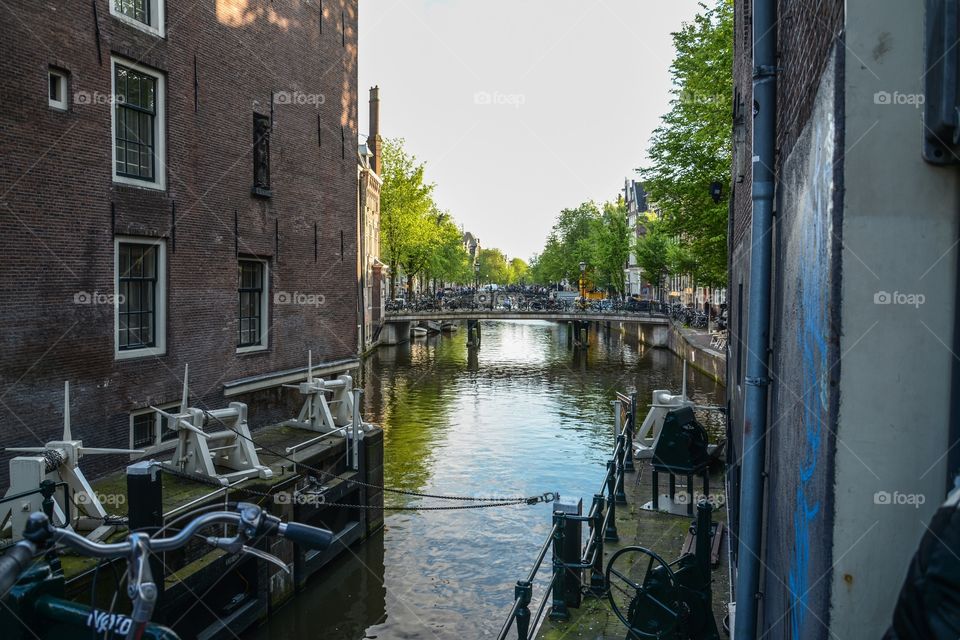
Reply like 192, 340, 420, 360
115, 237, 167, 359
48, 68, 67, 111
111, 58, 165, 190
129, 403, 178, 454
110, 0, 165, 37
238, 258, 269, 351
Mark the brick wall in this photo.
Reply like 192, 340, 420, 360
0, 0, 360, 482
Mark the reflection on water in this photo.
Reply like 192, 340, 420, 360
246, 321, 723, 639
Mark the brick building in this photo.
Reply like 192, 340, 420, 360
0, 0, 361, 482
729, 1, 959, 637
358, 87, 384, 353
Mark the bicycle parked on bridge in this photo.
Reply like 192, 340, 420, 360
0, 503, 332, 639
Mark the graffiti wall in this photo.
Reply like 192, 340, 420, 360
764, 51, 841, 640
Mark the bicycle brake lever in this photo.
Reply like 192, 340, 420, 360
204, 537, 290, 573
205, 536, 245, 554
239, 545, 290, 573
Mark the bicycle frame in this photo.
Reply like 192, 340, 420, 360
1, 559, 178, 639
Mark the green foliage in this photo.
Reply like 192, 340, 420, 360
639, 0, 732, 289
508, 258, 529, 285
380, 139, 476, 292
380, 138, 436, 295
476, 248, 511, 285
590, 201, 630, 294
529, 201, 631, 295
634, 218, 671, 302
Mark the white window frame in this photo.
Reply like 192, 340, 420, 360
115, 236, 167, 360
128, 402, 179, 457
109, 0, 165, 37
110, 57, 166, 191
237, 257, 270, 354
48, 68, 68, 111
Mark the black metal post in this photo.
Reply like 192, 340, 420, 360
589, 494, 606, 595
514, 580, 532, 640
549, 511, 569, 620
623, 411, 635, 473
604, 462, 619, 541
695, 501, 712, 578
39, 479, 56, 522
652, 468, 660, 511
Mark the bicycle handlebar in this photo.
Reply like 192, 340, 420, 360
0, 504, 334, 594
279, 521, 334, 549
0, 540, 36, 597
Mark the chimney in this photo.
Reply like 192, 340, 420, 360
369, 86, 381, 174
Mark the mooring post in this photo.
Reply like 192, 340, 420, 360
589, 493, 606, 595
695, 500, 712, 578
566, 322, 573, 349
549, 511, 569, 620
514, 580, 532, 639
615, 435, 627, 504
604, 461, 619, 541
127, 460, 164, 600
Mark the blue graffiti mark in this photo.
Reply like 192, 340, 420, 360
787, 116, 832, 638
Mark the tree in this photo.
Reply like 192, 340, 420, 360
476, 248, 510, 285
639, 0, 732, 290
508, 257, 529, 285
425, 212, 472, 287
590, 200, 630, 295
635, 218, 672, 303
380, 138, 435, 298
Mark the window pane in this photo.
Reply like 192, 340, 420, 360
118, 242, 159, 351
132, 413, 154, 448
238, 260, 264, 347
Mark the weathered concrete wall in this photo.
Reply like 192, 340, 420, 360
764, 47, 842, 640
831, 1, 959, 636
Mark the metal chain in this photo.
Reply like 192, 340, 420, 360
330, 499, 540, 511
198, 409, 554, 505
158, 465, 543, 512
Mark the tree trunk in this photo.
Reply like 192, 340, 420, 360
389, 262, 397, 300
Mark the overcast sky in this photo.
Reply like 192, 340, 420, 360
358, 0, 702, 262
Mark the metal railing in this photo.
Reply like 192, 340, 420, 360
497, 393, 637, 640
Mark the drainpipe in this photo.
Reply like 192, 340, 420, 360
735, 0, 777, 636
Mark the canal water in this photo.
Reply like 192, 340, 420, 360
246, 320, 724, 639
